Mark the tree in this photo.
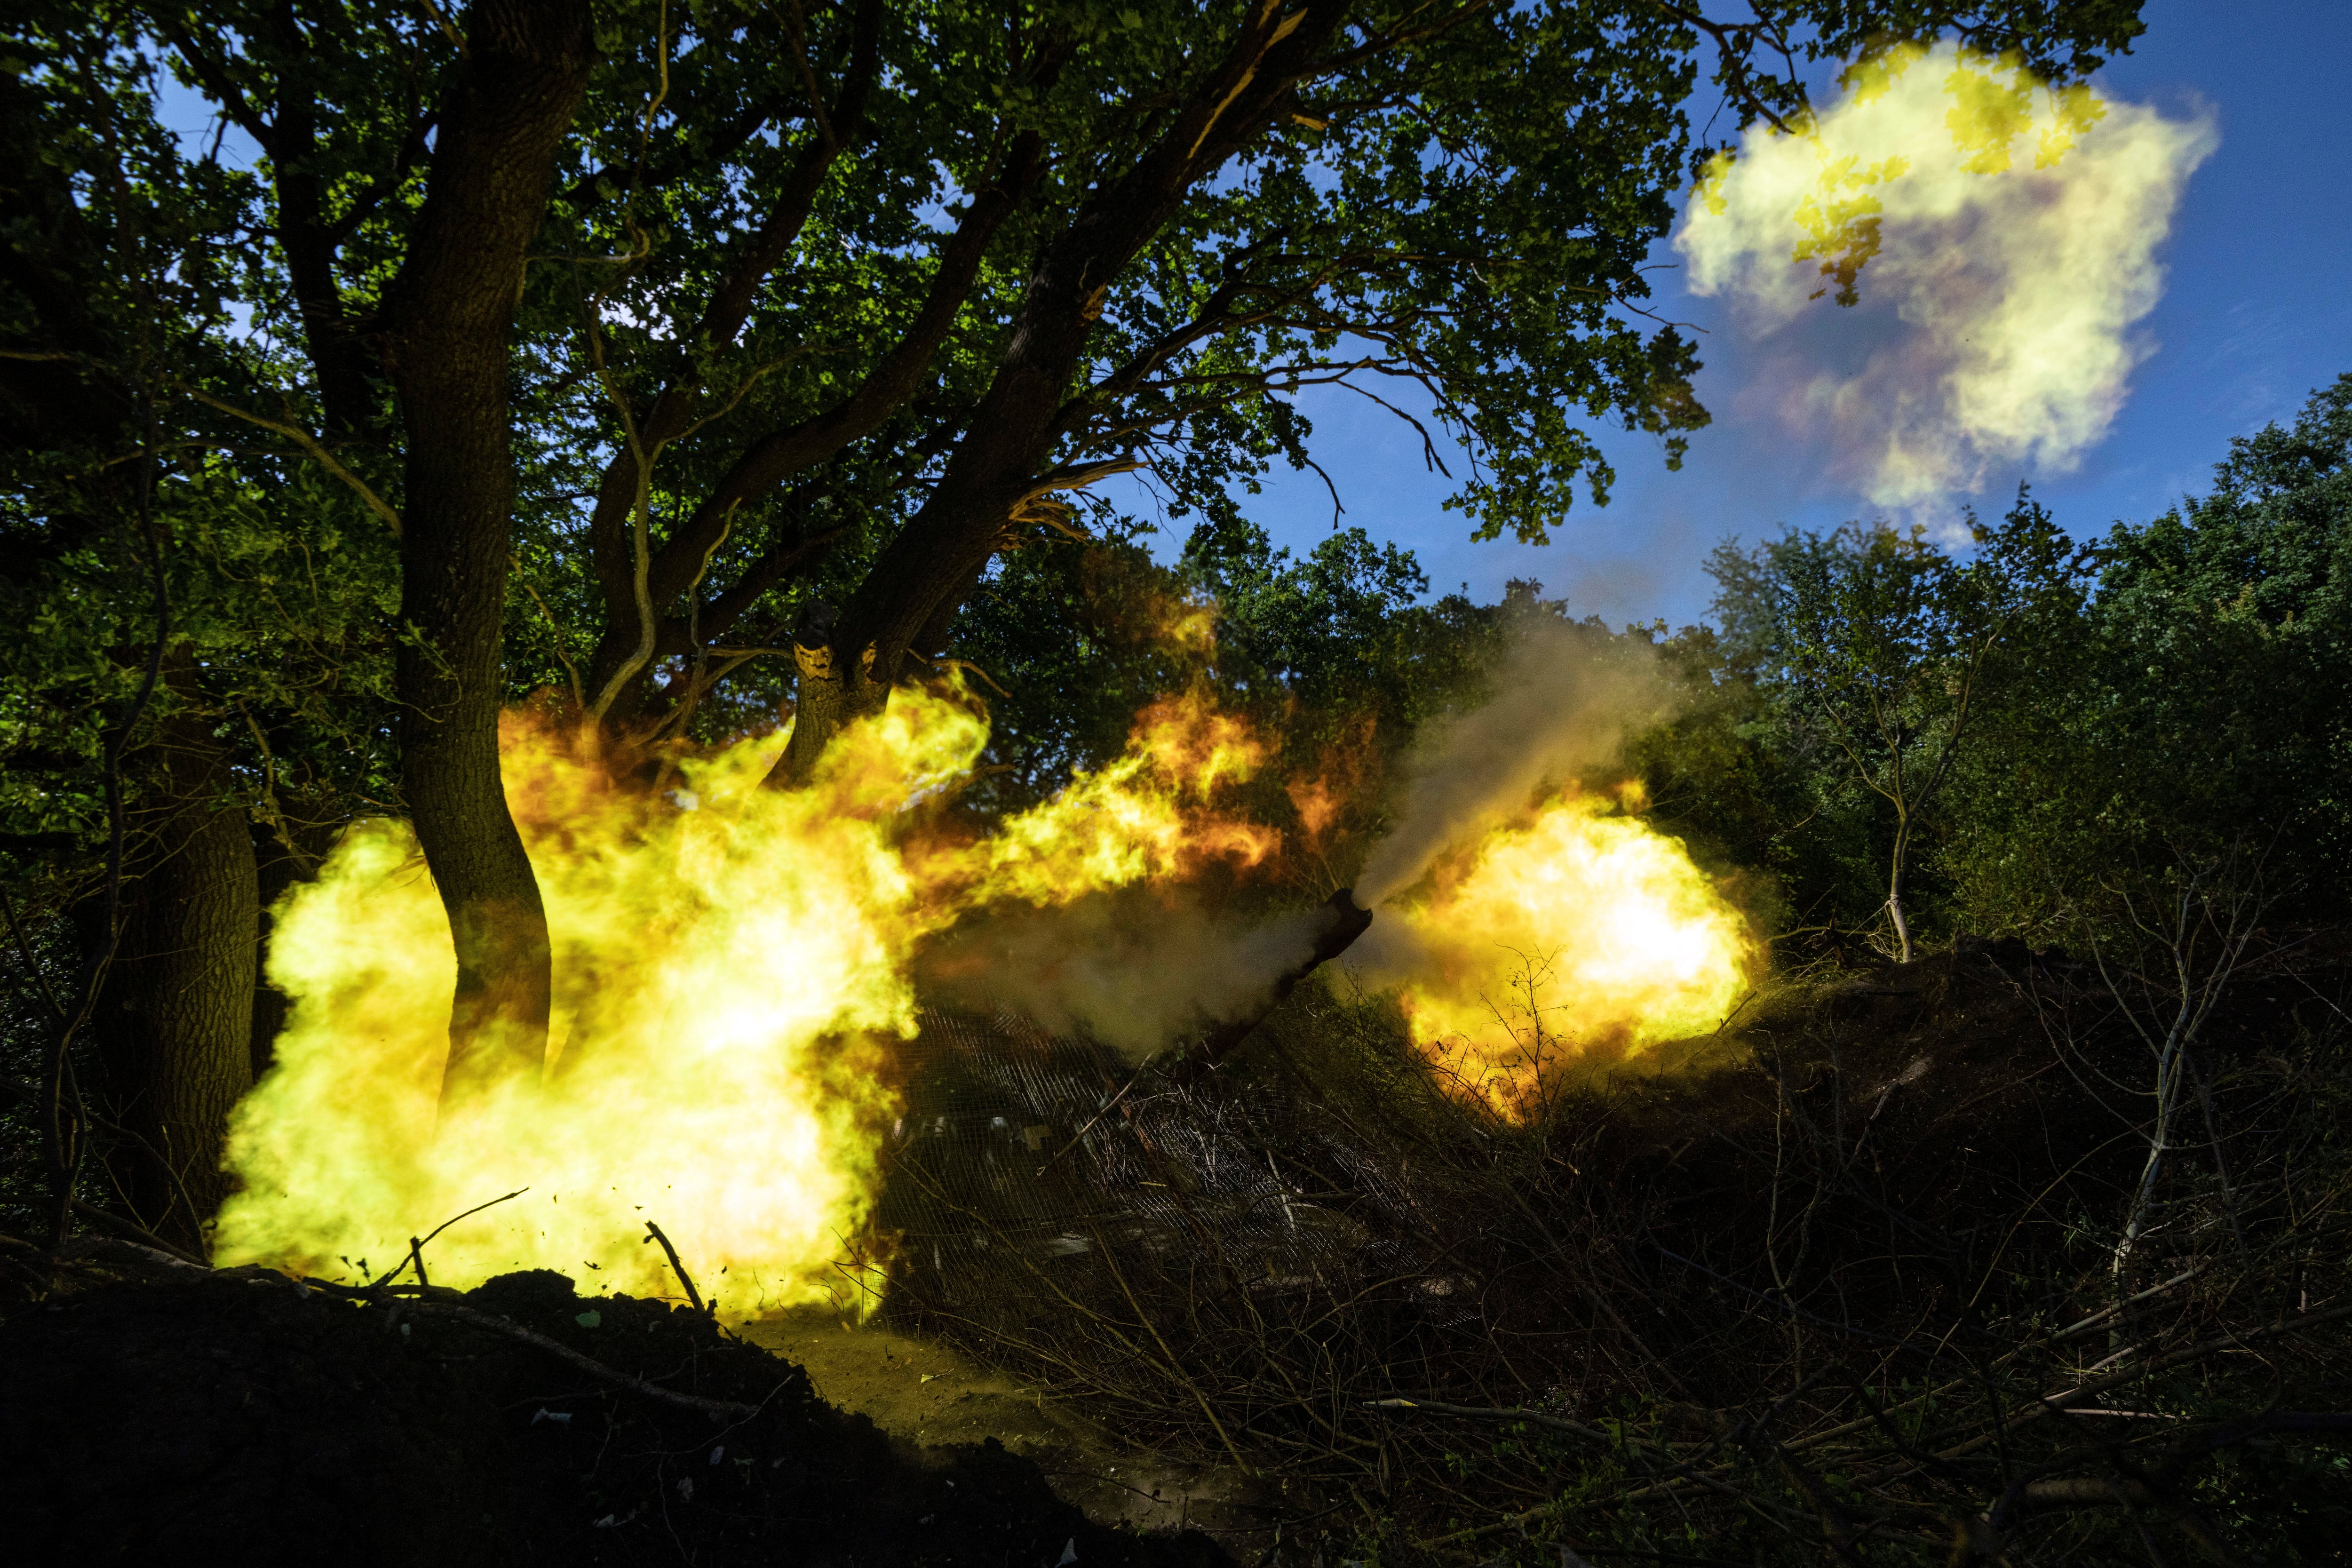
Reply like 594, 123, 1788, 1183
2090, 375, 2352, 885
1706, 496, 2077, 960
11, 0, 2149, 1131
69, 0, 595, 1096
951, 517, 1499, 876
377, 0, 594, 1096
1941, 375, 2352, 940
1620, 621, 1811, 936
1, 28, 401, 1244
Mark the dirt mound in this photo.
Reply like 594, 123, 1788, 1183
0, 1252, 1226, 1567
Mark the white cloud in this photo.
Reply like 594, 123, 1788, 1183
1675, 44, 2216, 509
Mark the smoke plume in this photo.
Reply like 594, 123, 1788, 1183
1675, 43, 2215, 509
923, 889, 1328, 1063
938, 623, 1678, 1066
1355, 621, 1669, 907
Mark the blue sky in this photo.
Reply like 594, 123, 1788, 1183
1135, 0, 2352, 628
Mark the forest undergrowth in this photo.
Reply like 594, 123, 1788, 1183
888, 930, 2352, 1566
0, 1242, 1230, 1566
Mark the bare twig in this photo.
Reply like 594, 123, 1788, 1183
520, 582, 588, 712
65, 1198, 209, 1267
644, 1220, 709, 1315
373, 1186, 529, 1289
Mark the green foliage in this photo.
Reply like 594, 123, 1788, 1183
1643, 378, 2352, 957
1693, 501, 2066, 954
486, 0, 1752, 716
950, 528, 1223, 810
1620, 623, 1808, 935
1944, 375, 2352, 937
0, 11, 402, 900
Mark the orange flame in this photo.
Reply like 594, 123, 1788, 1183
1152, 594, 1219, 658
908, 688, 1278, 904
1286, 777, 1340, 844
1284, 716, 1378, 849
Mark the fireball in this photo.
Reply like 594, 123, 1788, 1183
1373, 788, 1752, 1117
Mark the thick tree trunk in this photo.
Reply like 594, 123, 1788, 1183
87, 709, 258, 1253
380, 0, 592, 1104
777, 551, 985, 781
247, 833, 299, 1083
780, 639, 886, 784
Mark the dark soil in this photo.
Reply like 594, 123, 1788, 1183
0, 1254, 1227, 1567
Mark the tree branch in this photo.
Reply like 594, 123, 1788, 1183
177, 383, 402, 538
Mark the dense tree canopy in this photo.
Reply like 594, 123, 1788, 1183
1700, 496, 2080, 958
1643, 377, 2352, 957
1942, 373, 2352, 936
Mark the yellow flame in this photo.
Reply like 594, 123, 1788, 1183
1156, 594, 1220, 658
215, 682, 1279, 1308
1382, 789, 1750, 1118
928, 693, 1278, 903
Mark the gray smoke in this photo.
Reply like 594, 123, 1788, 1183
1354, 620, 1671, 907
925, 890, 1327, 1062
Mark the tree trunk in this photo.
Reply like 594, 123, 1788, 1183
247, 852, 295, 1083
779, 615, 890, 783
380, 0, 592, 1105
1885, 812, 1914, 963
87, 706, 258, 1253
2114, 1006, 2191, 1283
